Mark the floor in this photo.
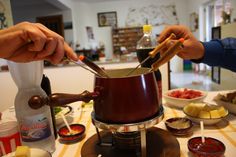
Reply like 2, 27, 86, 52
170, 71, 220, 91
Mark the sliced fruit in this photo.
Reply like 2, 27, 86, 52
210, 110, 221, 118
217, 106, 228, 117
199, 110, 211, 118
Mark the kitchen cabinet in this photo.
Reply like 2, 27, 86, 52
112, 27, 143, 54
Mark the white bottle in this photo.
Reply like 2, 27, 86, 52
7, 61, 55, 153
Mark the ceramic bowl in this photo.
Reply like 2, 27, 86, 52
184, 114, 224, 125
163, 88, 207, 109
188, 137, 225, 157
4, 148, 51, 157
58, 124, 85, 143
183, 103, 228, 125
165, 117, 193, 136
214, 95, 236, 115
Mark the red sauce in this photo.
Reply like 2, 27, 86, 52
59, 124, 85, 137
168, 88, 202, 99
188, 137, 225, 157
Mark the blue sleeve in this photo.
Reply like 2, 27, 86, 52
201, 38, 236, 72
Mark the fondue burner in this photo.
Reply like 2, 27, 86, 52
81, 107, 180, 157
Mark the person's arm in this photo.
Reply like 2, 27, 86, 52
158, 25, 205, 60
159, 25, 236, 72
0, 22, 78, 64
192, 38, 236, 72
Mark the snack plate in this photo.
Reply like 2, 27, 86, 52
3, 148, 51, 157
163, 88, 207, 109
214, 95, 236, 115
184, 110, 228, 125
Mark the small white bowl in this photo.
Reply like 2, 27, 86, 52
4, 148, 51, 157
163, 88, 207, 109
215, 100, 236, 115
183, 108, 228, 125
214, 94, 236, 115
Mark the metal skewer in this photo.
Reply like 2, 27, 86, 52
125, 55, 150, 76
64, 57, 104, 78
78, 55, 110, 78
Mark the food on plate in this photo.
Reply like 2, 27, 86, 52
215, 91, 236, 104
166, 118, 191, 129
54, 107, 62, 115
4, 148, 51, 157
165, 117, 193, 136
184, 103, 228, 119
15, 146, 30, 157
184, 103, 205, 117
54, 106, 72, 119
198, 110, 210, 119
58, 124, 86, 143
168, 88, 203, 99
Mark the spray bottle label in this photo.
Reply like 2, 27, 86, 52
20, 114, 51, 142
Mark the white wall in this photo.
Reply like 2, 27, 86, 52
71, 0, 189, 70
186, 0, 209, 39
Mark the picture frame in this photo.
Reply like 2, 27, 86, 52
0, 0, 13, 29
97, 11, 117, 27
190, 12, 198, 32
211, 26, 221, 84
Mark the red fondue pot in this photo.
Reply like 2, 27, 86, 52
28, 68, 160, 123
93, 68, 160, 123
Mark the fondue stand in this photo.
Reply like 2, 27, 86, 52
80, 106, 180, 157
90, 107, 164, 157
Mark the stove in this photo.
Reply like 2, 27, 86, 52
81, 107, 180, 157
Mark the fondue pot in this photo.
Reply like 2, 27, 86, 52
29, 68, 160, 123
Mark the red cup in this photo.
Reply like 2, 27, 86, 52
0, 121, 21, 155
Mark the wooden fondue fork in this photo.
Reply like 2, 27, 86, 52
126, 33, 176, 76
151, 38, 184, 71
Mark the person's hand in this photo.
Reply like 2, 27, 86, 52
158, 25, 205, 60
0, 22, 78, 64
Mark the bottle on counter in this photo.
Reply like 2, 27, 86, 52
7, 61, 55, 153
136, 24, 162, 105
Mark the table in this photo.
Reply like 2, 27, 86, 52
2, 91, 236, 157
